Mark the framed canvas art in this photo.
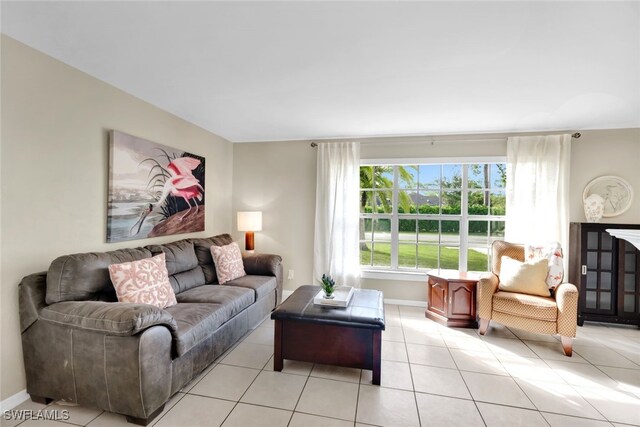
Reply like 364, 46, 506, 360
107, 130, 205, 242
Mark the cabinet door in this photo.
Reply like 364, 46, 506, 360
618, 240, 640, 321
582, 228, 616, 315
428, 277, 447, 316
448, 282, 475, 319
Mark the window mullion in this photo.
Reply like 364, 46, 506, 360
391, 167, 399, 269
460, 165, 469, 273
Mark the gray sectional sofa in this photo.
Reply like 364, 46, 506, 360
18, 233, 282, 425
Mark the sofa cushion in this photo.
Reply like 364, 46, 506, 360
147, 240, 198, 276
163, 303, 228, 356
492, 291, 557, 321
176, 285, 254, 318
108, 253, 177, 309
47, 248, 152, 304
192, 234, 234, 284
224, 275, 277, 300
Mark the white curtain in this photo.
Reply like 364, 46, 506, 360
313, 141, 361, 288
506, 134, 571, 254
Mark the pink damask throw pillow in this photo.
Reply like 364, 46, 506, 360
210, 242, 246, 284
108, 253, 177, 309
525, 242, 564, 290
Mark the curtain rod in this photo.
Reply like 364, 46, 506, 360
310, 132, 581, 147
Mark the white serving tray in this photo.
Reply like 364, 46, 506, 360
313, 287, 355, 308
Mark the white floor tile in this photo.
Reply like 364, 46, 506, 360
288, 412, 352, 427
415, 393, 484, 427
597, 366, 640, 398
406, 343, 456, 368
1, 400, 49, 427
476, 402, 548, 427
483, 336, 539, 358
361, 360, 413, 390
577, 386, 640, 425
356, 385, 420, 427
524, 340, 588, 363
574, 346, 639, 369
242, 326, 274, 346
240, 371, 307, 410
381, 341, 408, 362
546, 360, 620, 389
263, 356, 314, 376
462, 371, 535, 409
497, 354, 566, 383
296, 377, 359, 421
190, 364, 260, 401
310, 364, 361, 383
542, 412, 614, 427
154, 394, 234, 427
402, 328, 447, 347
220, 342, 273, 369
46, 401, 102, 426
411, 364, 471, 399
221, 403, 291, 427
515, 378, 605, 420
450, 348, 509, 376
382, 326, 405, 342
442, 334, 489, 352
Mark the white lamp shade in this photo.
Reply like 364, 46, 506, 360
237, 211, 262, 231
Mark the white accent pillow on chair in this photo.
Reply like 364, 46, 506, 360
525, 242, 564, 290
498, 256, 551, 297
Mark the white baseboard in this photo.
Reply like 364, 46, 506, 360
0, 389, 29, 411
282, 289, 423, 307
384, 298, 425, 307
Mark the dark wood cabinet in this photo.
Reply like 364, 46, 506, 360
569, 222, 640, 326
426, 270, 479, 328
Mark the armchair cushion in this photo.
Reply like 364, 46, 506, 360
493, 291, 557, 321
498, 256, 551, 297
40, 301, 178, 337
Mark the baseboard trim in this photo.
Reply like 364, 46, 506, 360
282, 289, 423, 307
0, 389, 29, 411
384, 298, 425, 307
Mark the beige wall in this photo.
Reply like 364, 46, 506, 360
232, 141, 317, 290
0, 36, 234, 400
569, 128, 640, 224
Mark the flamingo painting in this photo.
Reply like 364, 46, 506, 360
107, 130, 205, 242
129, 157, 204, 236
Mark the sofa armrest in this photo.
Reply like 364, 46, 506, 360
555, 283, 578, 337
40, 301, 178, 337
477, 273, 499, 320
242, 253, 282, 276
19, 272, 48, 333
242, 253, 284, 305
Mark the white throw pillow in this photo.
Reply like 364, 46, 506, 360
525, 242, 564, 289
210, 242, 246, 284
108, 253, 177, 308
498, 256, 551, 297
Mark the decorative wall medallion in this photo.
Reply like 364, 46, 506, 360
582, 176, 633, 218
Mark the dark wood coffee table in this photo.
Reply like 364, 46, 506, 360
271, 285, 385, 384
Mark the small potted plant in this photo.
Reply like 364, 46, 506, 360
321, 274, 337, 299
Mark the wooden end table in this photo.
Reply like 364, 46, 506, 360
426, 269, 480, 328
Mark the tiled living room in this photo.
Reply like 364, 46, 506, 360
1, 2, 640, 427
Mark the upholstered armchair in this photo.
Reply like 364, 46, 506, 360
477, 241, 579, 356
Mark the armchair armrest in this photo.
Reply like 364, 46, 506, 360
242, 253, 282, 276
19, 272, 48, 333
555, 283, 578, 337
40, 301, 178, 338
477, 273, 500, 319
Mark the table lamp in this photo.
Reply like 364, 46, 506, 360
237, 211, 262, 252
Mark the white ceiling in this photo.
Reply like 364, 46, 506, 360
2, 1, 639, 142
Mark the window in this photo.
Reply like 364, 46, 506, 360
359, 161, 506, 273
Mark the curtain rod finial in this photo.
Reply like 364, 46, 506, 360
572, 132, 581, 139
311, 142, 318, 148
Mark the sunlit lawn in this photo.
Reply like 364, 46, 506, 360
360, 242, 488, 271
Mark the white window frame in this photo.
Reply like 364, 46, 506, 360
360, 156, 506, 278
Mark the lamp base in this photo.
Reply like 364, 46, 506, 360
244, 231, 255, 251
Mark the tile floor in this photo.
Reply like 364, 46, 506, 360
3, 304, 640, 427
